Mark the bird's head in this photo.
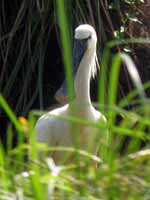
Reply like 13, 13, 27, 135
75, 24, 97, 50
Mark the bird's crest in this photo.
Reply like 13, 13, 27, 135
90, 52, 100, 79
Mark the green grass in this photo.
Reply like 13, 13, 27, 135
0, 0, 150, 199
0, 91, 150, 199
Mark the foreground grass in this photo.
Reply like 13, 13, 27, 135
0, 85, 150, 199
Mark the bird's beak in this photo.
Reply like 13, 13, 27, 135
54, 80, 68, 104
55, 38, 88, 104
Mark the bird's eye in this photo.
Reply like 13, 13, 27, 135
88, 35, 91, 39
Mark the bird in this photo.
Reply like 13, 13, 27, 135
35, 24, 107, 162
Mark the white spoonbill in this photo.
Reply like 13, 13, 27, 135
35, 24, 107, 161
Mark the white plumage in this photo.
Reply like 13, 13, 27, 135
35, 24, 107, 161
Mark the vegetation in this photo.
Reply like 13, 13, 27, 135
0, 0, 150, 199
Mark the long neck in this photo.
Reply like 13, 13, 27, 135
74, 48, 96, 107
